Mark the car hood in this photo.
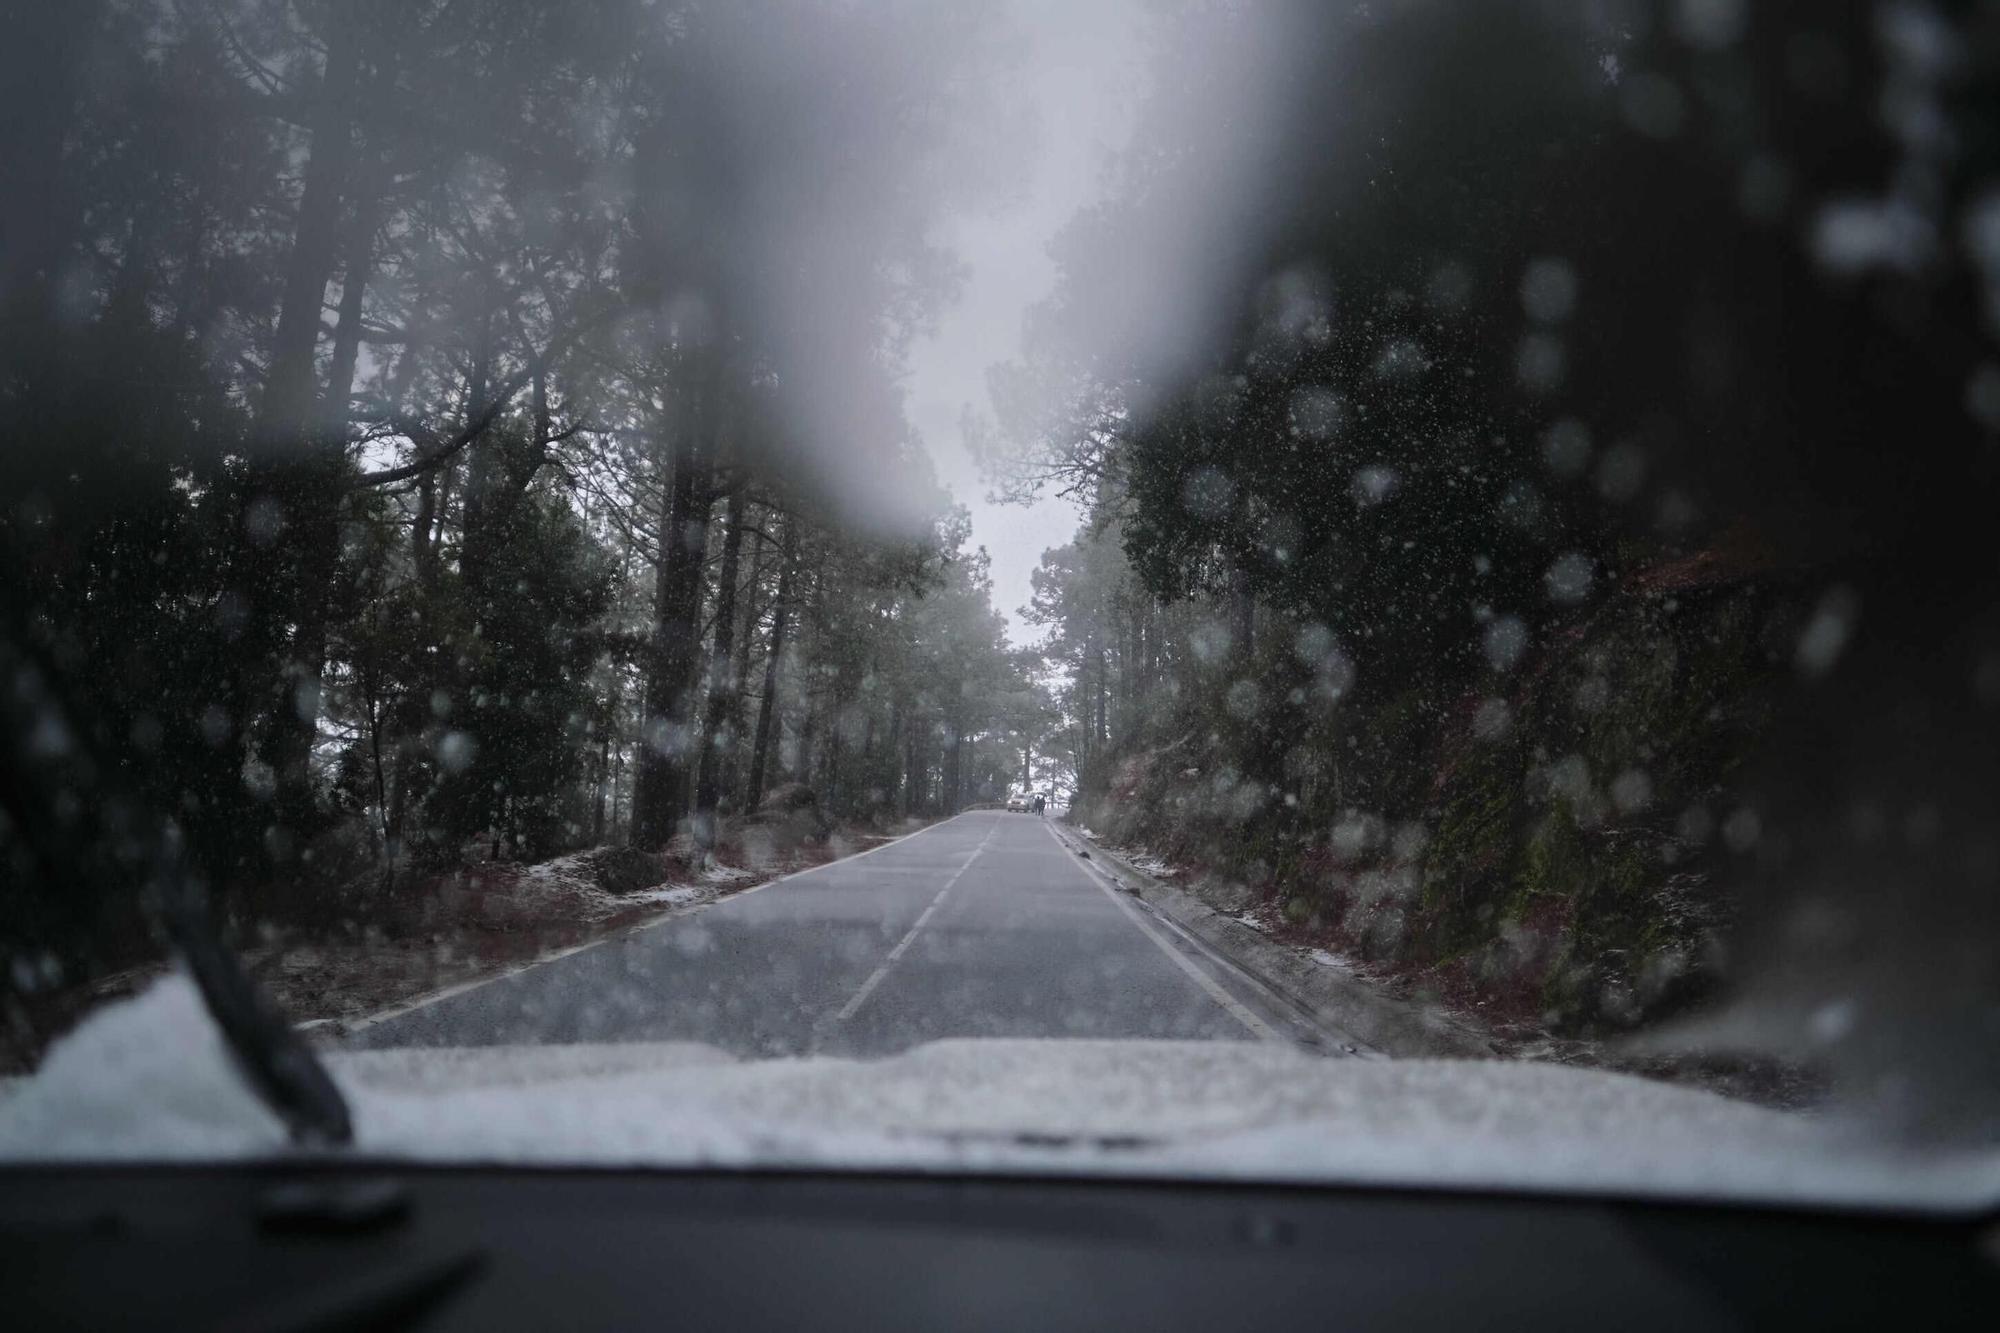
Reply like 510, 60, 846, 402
3, 975, 1995, 1213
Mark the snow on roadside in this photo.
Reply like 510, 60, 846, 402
1079, 832, 1380, 987
620, 884, 708, 910
503, 848, 726, 923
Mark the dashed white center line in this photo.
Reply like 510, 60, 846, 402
833, 821, 997, 1022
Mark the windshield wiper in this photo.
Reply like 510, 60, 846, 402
0, 632, 352, 1146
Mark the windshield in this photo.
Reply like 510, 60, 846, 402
2, 0, 1997, 1206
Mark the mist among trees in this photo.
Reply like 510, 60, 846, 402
1, 0, 1059, 963
5, 0, 1999, 1127
988, 1, 2000, 1123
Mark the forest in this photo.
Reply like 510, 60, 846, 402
5, 1, 1999, 1121
995, 0, 2000, 1091
0, 0, 1059, 972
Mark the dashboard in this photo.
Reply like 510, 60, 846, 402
6, 1165, 1997, 1330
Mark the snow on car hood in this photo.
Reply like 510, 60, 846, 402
3, 974, 1996, 1213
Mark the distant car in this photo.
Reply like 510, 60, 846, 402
1005, 795, 1028, 812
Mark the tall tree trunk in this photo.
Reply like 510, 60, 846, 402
795, 553, 828, 790
946, 719, 963, 813
1118, 605, 1138, 736
630, 361, 717, 849
248, 6, 365, 831
911, 721, 928, 815
259, 11, 361, 442
720, 503, 763, 802
384, 368, 466, 872
271, 178, 381, 827
824, 691, 845, 811
1229, 563, 1255, 661
593, 734, 610, 841
610, 736, 626, 839
1094, 638, 1109, 747
891, 703, 911, 817
867, 702, 885, 809
745, 518, 796, 809
693, 478, 748, 843
322, 187, 378, 434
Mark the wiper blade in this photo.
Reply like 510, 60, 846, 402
162, 878, 354, 1147
0, 634, 352, 1146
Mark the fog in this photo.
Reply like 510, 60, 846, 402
10, 0, 1999, 1145
904, 0, 1147, 636
689, 0, 1310, 626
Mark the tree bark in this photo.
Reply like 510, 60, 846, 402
720, 504, 764, 801
745, 518, 796, 810
259, 11, 361, 441
322, 187, 379, 435
1229, 563, 1255, 661
1094, 638, 1109, 747
692, 477, 748, 841
911, 721, 929, 814
249, 6, 365, 829
630, 359, 717, 849
795, 552, 828, 791
946, 719, 963, 813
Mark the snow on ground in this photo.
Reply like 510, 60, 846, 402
620, 884, 708, 909
504, 851, 727, 923
4, 973, 1997, 1215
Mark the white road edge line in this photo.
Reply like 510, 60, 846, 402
833, 820, 999, 1022
1042, 820, 1280, 1044
322, 812, 975, 1037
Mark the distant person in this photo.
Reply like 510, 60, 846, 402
1032, 793, 1045, 816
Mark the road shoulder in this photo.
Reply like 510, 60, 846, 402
1045, 822, 1493, 1059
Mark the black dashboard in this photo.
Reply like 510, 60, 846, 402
6, 1166, 1998, 1330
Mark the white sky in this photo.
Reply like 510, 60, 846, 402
903, 0, 1148, 644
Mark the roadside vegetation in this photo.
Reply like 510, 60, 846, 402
994, 0, 2000, 1115
1, 1, 1061, 1042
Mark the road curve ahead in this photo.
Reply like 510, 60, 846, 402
349, 811, 1325, 1058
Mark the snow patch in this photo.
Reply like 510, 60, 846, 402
0, 973, 288, 1158
501, 848, 739, 923
624, 884, 708, 909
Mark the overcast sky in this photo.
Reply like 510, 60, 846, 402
903, 0, 1149, 643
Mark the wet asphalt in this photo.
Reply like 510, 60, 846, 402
348, 811, 1326, 1057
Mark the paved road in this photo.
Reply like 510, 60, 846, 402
349, 811, 1331, 1057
